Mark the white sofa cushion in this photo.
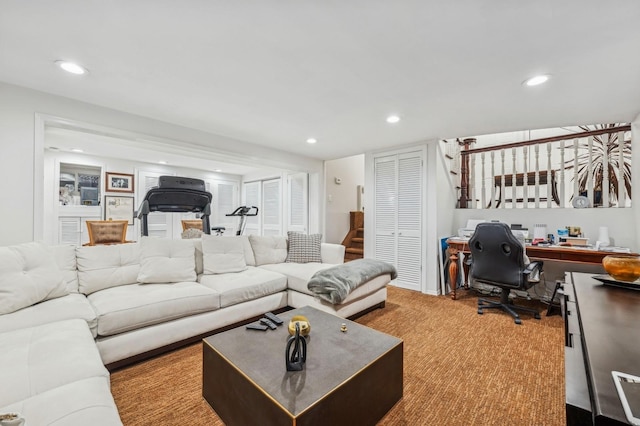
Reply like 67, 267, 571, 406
241, 236, 256, 266
0, 293, 99, 337
50, 244, 79, 293
76, 243, 141, 295
249, 235, 288, 265
260, 263, 336, 296
137, 237, 196, 283
0, 376, 122, 426
320, 243, 346, 264
87, 282, 220, 336
0, 242, 68, 315
286, 232, 322, 263
201, 235, 247, 274
0, 319, 108, 407
198, 266, 287, 308
191, 238, 204, 275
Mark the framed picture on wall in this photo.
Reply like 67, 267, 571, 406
104, 195, 135, 224
105, 172, 134, 193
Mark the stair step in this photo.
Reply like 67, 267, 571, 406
357, 228, 364, 232
344, 254, 362, 262
346, 248, 364, 255
352, 237, 364, 243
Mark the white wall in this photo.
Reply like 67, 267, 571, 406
0, 82, 324, 246
324, 154, 364, 244
454, 208, 636, 250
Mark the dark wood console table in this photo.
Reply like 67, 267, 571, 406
563, 272, 640, 425
445, 238, 628, 300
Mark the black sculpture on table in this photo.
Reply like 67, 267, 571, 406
285, 322, 307, 371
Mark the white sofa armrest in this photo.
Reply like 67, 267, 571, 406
321, 243, 345, 264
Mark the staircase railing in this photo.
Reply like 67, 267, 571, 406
454, 124, 631, 209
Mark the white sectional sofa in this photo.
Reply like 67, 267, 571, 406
0, 233, 390, 425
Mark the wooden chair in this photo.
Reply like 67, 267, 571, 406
181, 219, 203, 231
85, 220, 129, 246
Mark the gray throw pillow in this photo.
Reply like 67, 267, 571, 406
286, 232, 322, 263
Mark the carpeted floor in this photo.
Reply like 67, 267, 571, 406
111, 286, 565, 425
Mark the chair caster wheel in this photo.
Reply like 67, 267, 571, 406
534, 313, 541, 320
515, 318, 522, 325
477, 309, 483, 315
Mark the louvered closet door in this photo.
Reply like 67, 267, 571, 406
374, 156, 397, 267
396, 153, 422, 291
373, 151, 423, 292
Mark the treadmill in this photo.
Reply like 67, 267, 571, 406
137, 176, 213, 236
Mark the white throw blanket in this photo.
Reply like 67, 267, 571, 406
307, 259, 397, 304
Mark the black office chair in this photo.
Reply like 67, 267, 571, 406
469, 222, 542, 325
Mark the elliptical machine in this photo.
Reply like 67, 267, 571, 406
225, 206, 259, 236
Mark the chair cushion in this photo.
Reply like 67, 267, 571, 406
0, 242, 68, 315
0, 293, 98, 337
201, 235, 247, 274
137, 237, 196, 284
286, 232, 322, 263
198, 266, 287, 308
87, 282, 220, 336
0, 376, 122, 426
76, 243, 141, 295
249, 235, 288, 265
0, 319, 108, 407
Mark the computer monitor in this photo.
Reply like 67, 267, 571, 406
80, 187, 99, 206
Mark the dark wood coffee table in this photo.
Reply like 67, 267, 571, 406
202, 306, 403, 426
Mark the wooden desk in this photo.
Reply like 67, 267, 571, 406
445, 238, 630, 300
564, 272, 640, 425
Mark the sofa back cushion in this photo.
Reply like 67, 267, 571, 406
50, 244, 79, 293
0, 242, 68, 315
137, 237, 197, 283
241, 236, 256, 266
77, 243, 141, 295
249, 235, 288, 266
201, 235, 248, 274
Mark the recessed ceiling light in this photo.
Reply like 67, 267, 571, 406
158, 160, 168, 165
55, 60, 88, 75
306, 138, 317, 144
71, 148, 84, 153
523, 75, 550, 86
214, 169, 222, 172
386, 115, 400, 124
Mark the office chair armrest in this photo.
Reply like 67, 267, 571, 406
523, 261, 543, 276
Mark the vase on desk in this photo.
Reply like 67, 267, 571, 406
597, 226, 610, 248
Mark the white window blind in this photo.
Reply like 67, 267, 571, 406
288, 173, 308, 233
243, 181, 261, 235
262, 178, 282, 235
137, 170, 173, 238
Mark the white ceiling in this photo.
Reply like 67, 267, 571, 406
1, 0, 639, 161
